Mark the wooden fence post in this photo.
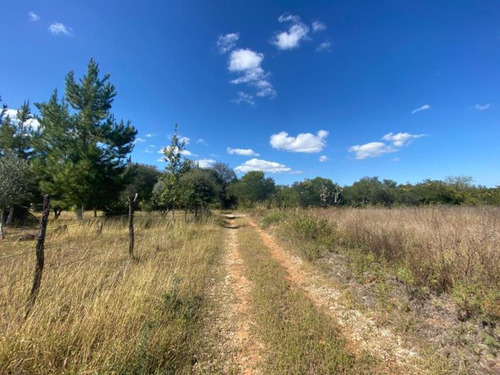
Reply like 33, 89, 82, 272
128, 193, 138, 260
25, 194, 50, 318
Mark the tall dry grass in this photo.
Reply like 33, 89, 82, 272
0, 212, 223, 374
260, 206, 500, 321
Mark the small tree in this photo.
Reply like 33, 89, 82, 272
180, 168, 220, 218
228, 171, 275, 207
155, 124, 194, 218
0, 153, 32, 237
0, 101, 35, 159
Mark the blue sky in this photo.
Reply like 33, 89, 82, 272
2, 0, 499, 186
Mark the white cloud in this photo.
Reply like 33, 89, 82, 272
145, 133, 155, 138
135, 137, 146, 143
228, 49, 276, 98
316, 41, 331, 52
278, 14, 301, 23
350, 132, 427, 159
272, 22, 309, 50
196, 159, 216, 168
48, 22, 73, 36
349, 142, 396, 160
411, 104, 431, 114
196, 138, 208, 145
180, 136, 190, 145
235, 158, 293, 174
228, 49, 263, 71
157, 158, 164, 162
145, 149, 153, 154
312, 21, 326, 32
158, 146, 196, 157
217, 33, 239, 54
319, 155, 328, 162
382, 132, 427, 147
149, 144, 156, 148
4, 109, 40, 129
475, 103, 490, 111
232, 91, 255, 105
270, 130, 328, 153
28, 12, 40, 22
227, 147, 259, 156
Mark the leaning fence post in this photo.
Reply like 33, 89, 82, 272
128, 193, 138, 260
25, 194, 50, 318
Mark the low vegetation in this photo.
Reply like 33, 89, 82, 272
0, 212, 223, 374
259, 206, 500, 322
236, 218, 376, 374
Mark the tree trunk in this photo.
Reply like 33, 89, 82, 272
6, 206, 14, 225
54, 208, 61, 220
0, 207, 5, 240
76, 207, 83, 221
93, 208, 97, 218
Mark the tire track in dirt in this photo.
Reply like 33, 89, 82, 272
195, 215, 262, 374
246, 217, 426, 374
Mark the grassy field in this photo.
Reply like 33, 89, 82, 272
258, 206, 500, 374
0, 212, 223, 374
1, 207, 499, 374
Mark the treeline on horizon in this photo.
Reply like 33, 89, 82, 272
1, 59, 499, 225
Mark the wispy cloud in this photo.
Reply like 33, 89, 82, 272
227, 147, 260, 156
312, 21, 326, 32
232, 91, 255, 105
349, 132, 427, 159
270, 130, 328, 153
135, 137, 146, 143
48, 22, 73, 36
278, 14, 301, 23
319, 155, 328, 162
235, 158, 297, 174
475, 103, 490, 111
196, 138, 208, 146
316, 41, 331, 52
158, 146, 196, 157
228, 49, 276, 98
28, 11, 40, 22
349, 142, 396, 160
411, 104, 431, 114
382, 132, 427, 147
196, 159, 216, 168
217, 33, 239, 54
145, 133, 155, 138
272, 14, 309, 50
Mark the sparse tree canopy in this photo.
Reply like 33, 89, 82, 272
0, 101, 35, 159
0, 152, 32, 209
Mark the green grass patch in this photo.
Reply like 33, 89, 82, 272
237, 221, 376, 374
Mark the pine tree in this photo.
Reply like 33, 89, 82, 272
34, 59, 137, 217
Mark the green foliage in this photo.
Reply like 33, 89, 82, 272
123, 163, 160, 208
260, 210, 286, 228
0, 152, 32, 208
228, 171, 275, 207
32, 59, 137, 213
179, 168, 220, 214
0, 101, 35, 159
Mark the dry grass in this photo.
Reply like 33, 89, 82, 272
260, 206, 500, 321
0, 212, 223, 374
